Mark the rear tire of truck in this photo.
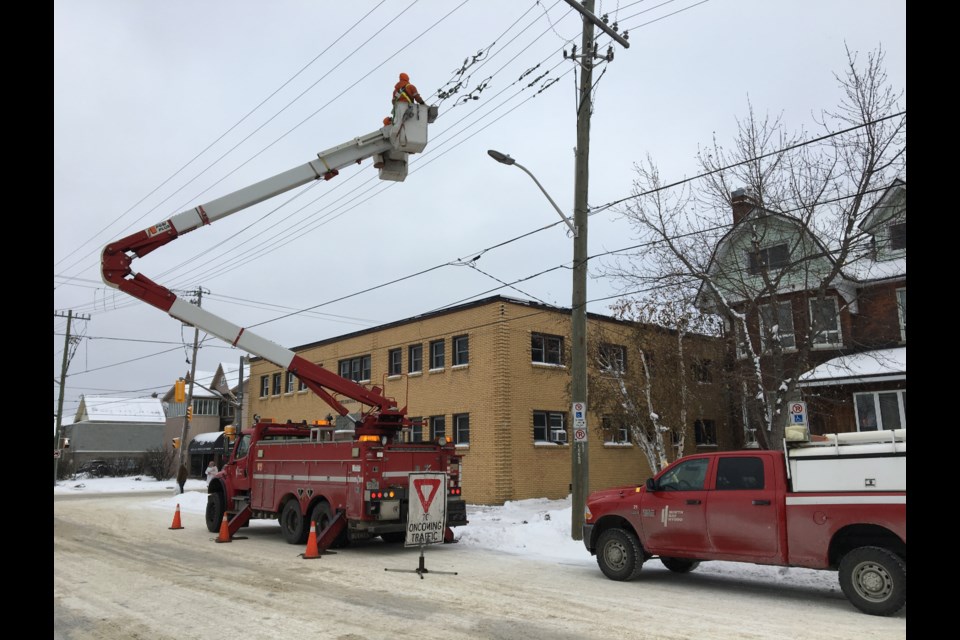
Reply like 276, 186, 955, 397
838, 546, 906, 616
205, 492, 225, 533
596, 528, 644, 581
380, 532, 405, 543
660, 557, 700, 573
309, 501, 349, 548
280, 500, 309, 545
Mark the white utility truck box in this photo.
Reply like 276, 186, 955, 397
786, 429, 906, 493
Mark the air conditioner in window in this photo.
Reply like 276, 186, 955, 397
551, 430, 568, 443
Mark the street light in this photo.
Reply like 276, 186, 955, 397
488, 149, 589, 541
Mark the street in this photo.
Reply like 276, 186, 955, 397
54, 494, 907, 640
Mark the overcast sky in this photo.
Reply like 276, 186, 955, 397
53, 1, 906, 420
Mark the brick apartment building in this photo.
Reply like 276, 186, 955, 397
246, 295, 731, 505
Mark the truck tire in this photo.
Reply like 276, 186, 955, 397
838, 546, 906, 616
205, 492, 225, 533
280, 500, 309, 545
660, 557, 700, 573
380, 532, 406, 543
596, 528, 644, 581
309, 501, 349, 548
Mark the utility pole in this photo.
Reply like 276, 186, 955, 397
54, 309, 90, 485
563, 0, 629, 540
177, 287, 206, 471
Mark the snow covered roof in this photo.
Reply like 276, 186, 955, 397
75, 396, 166, 424
192, 431, 224, 443
840, 255, 906, 282
798, 347, 906, 387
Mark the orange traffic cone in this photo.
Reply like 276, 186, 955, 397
215, 513, 232, 543
168, 503, 184, 530
301, 520, 322, 559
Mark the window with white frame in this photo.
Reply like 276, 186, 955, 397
260, 375, 269, 398
285, 371, 296, 394
759, 300, 796, 351
533, 411, 567, 443
299, 375, 307, 391
599, 343, 626, 373
429, 415, 446, 441
338, 355, 371, 382
453, 335, 469, 366
409, 416, 423, 442
429, 340, 445, 370
602, 415, 629, 444
272, 373, 282, 396
888, 222, 906, 251
747, 243, 789, 275
532, 333, 563, 365
453, 413, 470, 445
809, 297, 842, 347
194, 398, 218, 416
408, 344, 423, 373
854, 390, 906, 431
733, 322, 751, 360
388, 348, 402, 376
896, 288, 906, 342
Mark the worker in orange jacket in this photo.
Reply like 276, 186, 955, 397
392, 72, 426, 106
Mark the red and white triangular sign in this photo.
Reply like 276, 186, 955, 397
413, 478, 442, 513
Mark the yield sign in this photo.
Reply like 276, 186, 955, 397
413, 478, 442, 513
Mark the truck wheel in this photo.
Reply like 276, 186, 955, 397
205, 492, 225, 533
280, 500, 309, 545
596, 528, 644, 581
310, 501, 349, 548
660, 557, 700, 573
838, 546, 906, 616
380, 532, 406, 543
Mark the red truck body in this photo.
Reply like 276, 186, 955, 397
583, 430, 906, 616
207, 421, 467, 547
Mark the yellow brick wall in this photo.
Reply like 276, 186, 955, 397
247, 297, 730, 505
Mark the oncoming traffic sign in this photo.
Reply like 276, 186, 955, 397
405, 472, 447, 547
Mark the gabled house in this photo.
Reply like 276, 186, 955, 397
696, 181, 906, 441
63, 395, 166, 468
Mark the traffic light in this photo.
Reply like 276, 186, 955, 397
172, 437, 181, 449
186, 406, 193, 421
174, 378, 186, 403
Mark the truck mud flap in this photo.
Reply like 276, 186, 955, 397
444, 527, 457, 544
316, 510, 347, 552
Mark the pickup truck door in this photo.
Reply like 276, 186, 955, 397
640, 457, 711, 554
705, 454, 780, 559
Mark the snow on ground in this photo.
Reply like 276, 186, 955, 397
54, 474, 840, 591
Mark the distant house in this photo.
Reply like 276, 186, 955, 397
64, 395, 166, 468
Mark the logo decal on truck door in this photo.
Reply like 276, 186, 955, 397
660, 507, 684, 527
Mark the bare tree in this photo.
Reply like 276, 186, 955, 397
602, 46, 905, 448
144, 446, 177, 482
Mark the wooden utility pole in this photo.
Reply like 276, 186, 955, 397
177, 288, 205, 471
54, 310, 90, 485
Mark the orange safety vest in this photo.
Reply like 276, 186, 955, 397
392, 80, 422, 105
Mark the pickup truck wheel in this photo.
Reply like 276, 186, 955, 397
660, 557, 700, 573
596, 528, 644, 581
205, 492, 225, 533
838, 546, 906, 616
280, 500, 309, 545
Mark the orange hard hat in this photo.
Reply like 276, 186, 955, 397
399, 72, 410, 82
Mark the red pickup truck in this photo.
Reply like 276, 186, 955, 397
582, 430, 906, 616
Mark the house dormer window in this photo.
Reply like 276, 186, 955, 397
747, 243, 789, 275
809, 296, 842, 347
889, 222, 906, 251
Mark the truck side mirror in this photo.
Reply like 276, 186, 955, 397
645, 477, 658, 492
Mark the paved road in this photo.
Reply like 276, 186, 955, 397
54, 495, 907, 640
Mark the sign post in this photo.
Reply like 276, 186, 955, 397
385, 472, 458, 579
785, 401, 810, 442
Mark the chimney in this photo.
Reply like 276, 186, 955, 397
730, 187, 759, 225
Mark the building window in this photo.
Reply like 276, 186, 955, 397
693, 359, 713, 384
896, 288, 906, 342
272, 373, 282, 396
260, 375, 269, 398
602, 415, 629, 444
430, 415, 446, 441
285, 371, 296, 394
388, 348, 402, 376
453, 335, 469, 366
759, 300, 796, 351
747, 243, 789, 275
408, 344, 422, 373
532, 333, 563, 365
733, 323, 751, 360
299, 375, 307, 391
453, 413, 470, 445
409, 416, 423, 442
533, 411, 567, 444
194, 398, 218, 416
855, 391, 906, 431
694, 419, 717, 446
338, 355, 371, 382
809, 297, 842, 347
429, 340, 445, 370
599, 343, 626, 373
640, 351, 655, 377
889, 222, 906, 251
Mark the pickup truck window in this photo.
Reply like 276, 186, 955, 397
716, 457, 765, 490
658, 458, 709, 491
